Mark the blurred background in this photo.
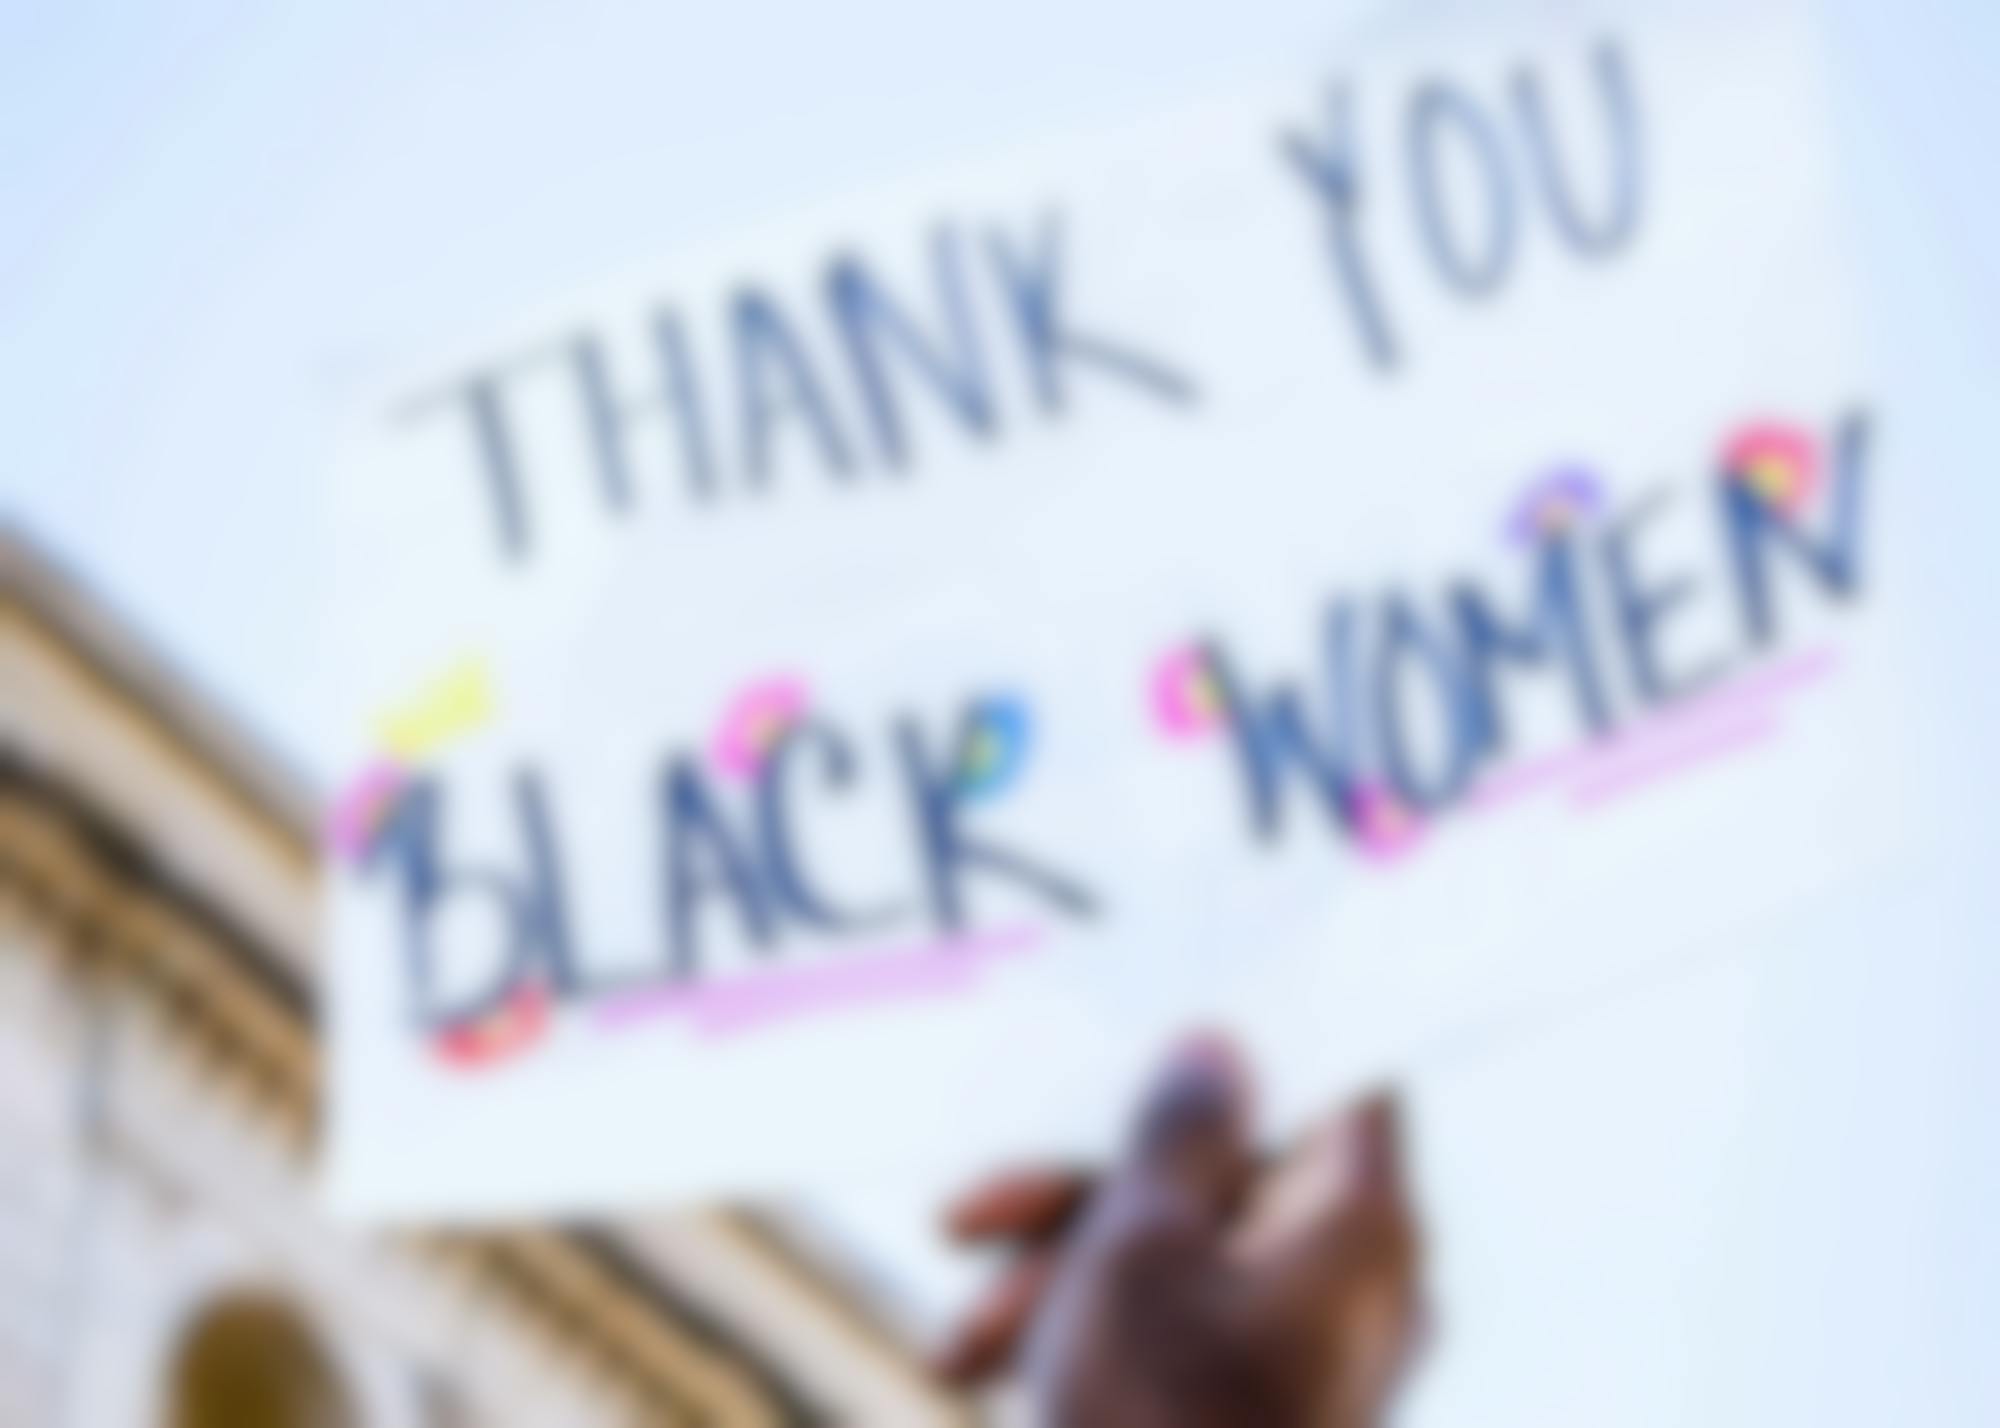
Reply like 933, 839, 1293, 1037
4, 0, 1999, 1423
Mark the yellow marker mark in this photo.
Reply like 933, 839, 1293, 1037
377, 657, 495, 759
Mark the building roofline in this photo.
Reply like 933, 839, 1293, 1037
0, 518, 322, 849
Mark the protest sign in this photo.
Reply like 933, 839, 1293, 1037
326, 1, 1907, 1219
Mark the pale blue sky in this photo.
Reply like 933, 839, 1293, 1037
9, 3, 2000, 1420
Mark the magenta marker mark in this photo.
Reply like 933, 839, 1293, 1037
1464, 741, 1602, 812
1151, 644, 1225, 740
326, 759, 407, 862
1571, 711, 1781, 809
331, 653, 495, 869
1347, 782, 1426, 864
1466, 646, 1839, 814
712, 675, 811, 781
593, 923, 1046, 1039
1697, 644, 1839, 708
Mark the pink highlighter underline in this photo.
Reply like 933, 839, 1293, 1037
1569, 710, 1781, 808
592, 923, 1046, 1038
1465, 645, 1838, 813
326, 758, 405, 860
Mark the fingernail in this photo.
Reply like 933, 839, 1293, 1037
1159, 1033, 1248, 1115
1171, 1030, 1246, 1092
1135, 1033, 1251, 1162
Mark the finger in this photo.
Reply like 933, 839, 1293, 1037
1002, 1041, 1260, 1414
1117, 1031, 1257, 1227
1028, 1037, 1257, 1349
942, 1166, 1096, 1247
929, 1244, 1061, 1386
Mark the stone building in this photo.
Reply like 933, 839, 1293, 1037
0, 524, 970, 1426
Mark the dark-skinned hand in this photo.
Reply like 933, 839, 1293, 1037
934, 1039, 1425, 1428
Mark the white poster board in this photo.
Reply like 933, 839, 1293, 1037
326, 0, 1907, 1220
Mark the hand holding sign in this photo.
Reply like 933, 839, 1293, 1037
935, 1040, 1423, 1427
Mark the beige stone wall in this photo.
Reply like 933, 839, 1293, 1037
0, 868, 672, 1428
0, 887, 85, 1425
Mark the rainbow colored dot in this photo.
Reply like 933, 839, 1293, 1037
327, 656, 495, 866
1505, 465, 1605, 547
956, 696, 1033, 801
1722, 420, 1819, 517
433, 981, 552, 1071
1151, 644, 1226, 740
